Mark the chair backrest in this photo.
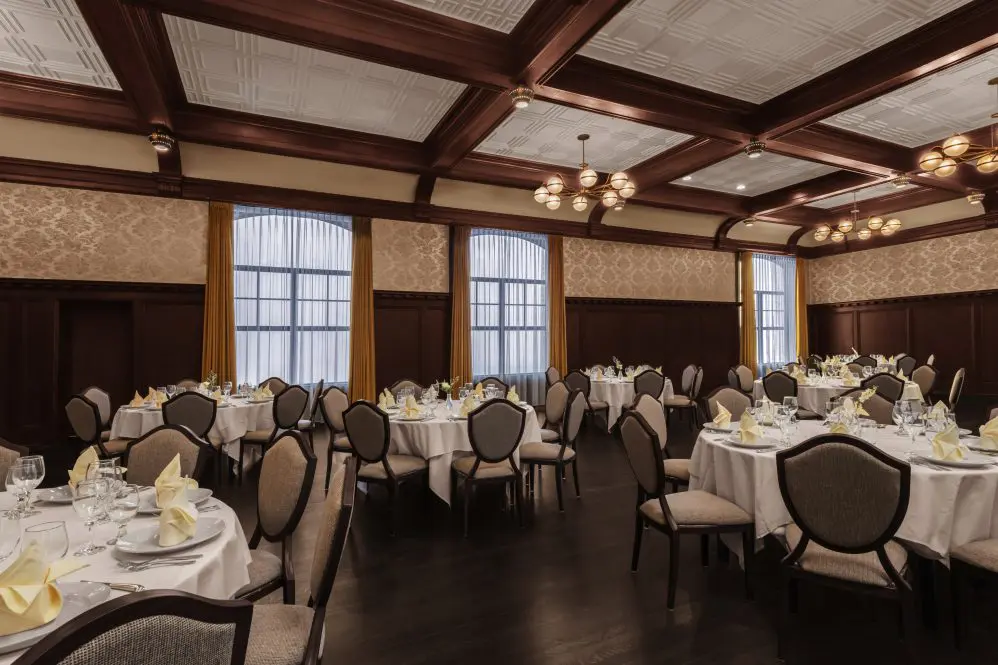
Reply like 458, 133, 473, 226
260, 376, 289, 393
0, 437, 27, 486
727, 367, 740, 390
990, 406, 998, 421
563, 370, 591, 398
272, 385, 309, 430
12, 590, 252, 665
544, 381, 570, 426
343, 401, 390, 463
176, 379, 199, 390
897, 355, 917, 377
853, 355, 877, 368
545, 366, 560, 388
690, 366, 704, 399
479, 376, 508, 394
706, 387, 751, 421
785, 362, 801, 373
629, 393, 668, 449
949, 368, 966, 409
560, 390, 587, 449
777, 434, 910, 585
124, 425, 212, 487
734, 364, 754, 393
845, 362, 863, 376
306, 379, 325, 423
805, 355, 822, 372
839, 389, 895, 426
161, 392, 217, 438
81, 386, 111, 428
763, 370, 797, 403
467, 399, 526, 463
257, 431, 316, 541
390, 378, 423, 395
65, 395, 101, 446
911, 365, 938, 397
633, 370, 665, 399
679, 364, 697, 394
309, 457, 357, 608
926, 353, 935, 366
860, 373, 904, 403
618, 410, 666, 498
318, 386, 349, 433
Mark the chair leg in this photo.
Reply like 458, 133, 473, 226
666, 533, 681, 610
555, 464, 565, 512
630, 513, 644, 572
700, 534, 709, 567
778, 568, 792, 660
463, 480, 472, 538
571, 460, 581, 498
386, 482, 397, 537
529, 464, 536, 496
515, 477, 524, 528
237, 440, 244, 486
901, 591, 919, 655
741, 528, 754, 601
324, 442, 333, 495
952, 560, 967, 650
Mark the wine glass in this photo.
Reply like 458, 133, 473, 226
862, 366, 873, 379
23, 521, 68, 563
0, 511, 20, 563
223, 381, 233, 398
782, 396, 799, 426
11, 461, 42, 517
905, 401, 924, 444
107, 484, 140, 546
15, 456, 44, 517
72, 479, 108, 556
166, 384, 178, 399
4, 467, 27, 517
892, 400, 909, 436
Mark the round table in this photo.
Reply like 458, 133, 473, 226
752, 378, 852, 416
0, 490, 250, 664
590, 378, 675, 432
689, 420, 998, 561
387, 402, 543, 504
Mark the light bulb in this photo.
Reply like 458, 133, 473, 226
933, 157, 957, 177
533, 186, 550, 204
618, 181, 636, 198
880, 226, 896, 236
867, 217, 884, 230
942, 134, 970, 157
837, 220, 854, 234
613, 201, 625, 212
601, 190, 619, 207
968, 191, 985, 205
546, 175, 564, 195
978, 151, 998, 174
857, 228, 872, 240
579, 168, 598, 188
545, 194, 561, 210
919, 150, 943, 172
813, 231, 829, 242
885, 218, 901, 231
572, 195, 588, 212
610, 172, 629, 189
814, 224, 831, 235
830, 231, 845, 243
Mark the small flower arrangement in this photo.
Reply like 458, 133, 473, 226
437, 376, 460, 398
611, 356, 623, 370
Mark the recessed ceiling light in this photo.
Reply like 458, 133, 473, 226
735, 184, 746, 191
682, 175, 692, 181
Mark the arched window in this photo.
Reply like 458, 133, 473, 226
752, 253, 797, 374
233, 205, 352, 387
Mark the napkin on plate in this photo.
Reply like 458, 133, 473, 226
210, 389, 223, 403
829, 421, 851, 434
978, 415, 998, 450
261, 385, 273, 398
757, 398, 776, 425
474, 383, 484, 398
146, 386, 161, 403
402, 394, 421, 418
928, 401, 948, 420
382, 389, 396, 408
738, 411, 764, 445
377, 392, 389, 411
459, 395, 477, 417
896, 368, 907, 381
68, 446, 99, 489
128, 391, 145, 408
654, 366, 662, 373
154, 454, 198, 508
507, 386, 519, 402
0, 544, 88, 636
901, 382, 923, 402
593, 369, 603, 380
712, 403, 731, 428
932, 423, 966, 461
158, 487, 198, 547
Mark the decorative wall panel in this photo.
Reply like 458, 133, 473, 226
372, 218, 449, 293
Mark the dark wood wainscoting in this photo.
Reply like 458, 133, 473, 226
566, 297, 740, 394
373, 291, 450, 393
0, 279, 204, 448
808, 289, 998, 397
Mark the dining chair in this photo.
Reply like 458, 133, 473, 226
540, 380, 570, 444
911, 365, 938, 399
733, 364, 755, 394
0, 437, 27, 486
952, 536, 998, 648
259, 376, 289, 394
317, 386, 352, 493
784, 361, 801, 373
845, 362, 863, 376
479, 376, 509, 394
243, 458, 356, 665
663, 364, 704, 429
295, 379, 325, 450
65, 394, 131, 458
805, 355, 823, 373
12, 590, 252, 665
124, 424, 213, 487
762, 371, 819, 419
389, 378, 424, 396
860, 373, 905, 403
81, 385, 112, 442
176, 378, 200, 390
162, 392, 224, 486
520, 389, 585, 511
452, 398, 527, 537
838, 389, 895, 425
633, 369, 665, 399
619, 410, 754, 610
947, 368, 966, 411
775, 433, 914, 659
235, 431, 316, 605
344, 400, 427, 535
564, 370, 609, 428
897, 355, 918, 378
545, 366, 561, 389
853, 355, 877, 368
238, 385, 309, 485
706, 386, 751, 421
629, 393, 689, 492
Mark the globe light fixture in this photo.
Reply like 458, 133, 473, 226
532, 135, 635, 214
916, 78, 998, 177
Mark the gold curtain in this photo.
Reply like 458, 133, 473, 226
201, 201, 236, 385
795, 257, 810, 361
739, 252, 757, 376
450, 225, 472, 389
348, 217, 375, 402
548, 235, 568, 377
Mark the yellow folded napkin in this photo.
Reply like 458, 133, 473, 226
377, 393, 389, 411
858, 387, 878, 403
129, 391, 144, 408
838, 364, 853, 380
712, 403, 731, 428
507, 386, 519, 402
655, 366, 662, 373
210, 389, 223, 404
979, 416, 998, 450
928, 401, 948, 420
68, 446, 99, 489
932, 423, 966, 461
261, 385, 273, 398
474, 383, 484, 398
382, 389, 396, 408
402, 394, 420, 418
896, 368, 906, 380
158, 490, 198, 547
901, 382, 923, 402
154, 454, 198, 508
0, 544, 88, 637
738, 412, 764, 445
593, 369, 603, 380
829, 421, 851, 434
459, 395, 477, 417
145, 386, 159, 402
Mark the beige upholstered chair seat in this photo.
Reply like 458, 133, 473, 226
246, 603, 313, 665
951, 539, 998, 573
242, 429, 274, 443
296, 419, 314, 431
519, 442, 576, 461
358, 455, 427, 480
100, 430, 111, 442
663, 458, 690, 482
235, 550, 282, 598
452, 456, 517, 479
104, 438, 130, 455
588, 399, 609, 410
662, 396, 693, 407
785, 523, 908, 587
332, 434, 352, 450
540, 428, 559, 442
640, 491, 751, 527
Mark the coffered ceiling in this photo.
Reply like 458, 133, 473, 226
674, 152, 838, 195
391, 0, 537, 32
809, 181, 912, 209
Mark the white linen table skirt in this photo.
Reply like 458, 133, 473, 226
589, 378, 674, 432
689, 420, 998, 561
752, 379, 852, 416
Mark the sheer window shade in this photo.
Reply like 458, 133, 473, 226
470, 229, 549, 403
233, 205, 352, 388
752, 253, 797, 375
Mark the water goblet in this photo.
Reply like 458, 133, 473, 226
16, 455, 45, 516
73, 479, 109, 556
4, 467, 27, 517
223, 381, 232, 398
24, 521, 68, 563
892, 400, 909, 436
782, 396, 799, 426
166, 384, 178, 399
774, 406, 791, 446
107, 484, 140, 545
0, 511, 20, 563
904, 401, 924, 444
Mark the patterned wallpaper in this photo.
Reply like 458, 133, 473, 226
563, 237, 736, 302
809, 228, 998, 304
0, 182, 208, 283
372, 218, 449, 292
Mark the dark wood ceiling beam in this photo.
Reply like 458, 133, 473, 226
637, 183, 747, 217
627, 137, 745, 190
768, 125, 911, 176
822, 187, 960, 219
754, 205, 831, 226
713, 216, 741, 249
0, 72, 139, 133
747, 171, 885, 215
424, 89, 510, 171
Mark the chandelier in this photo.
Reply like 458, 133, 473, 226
918, 77, 998, 177
533, 134, 636, 213
813, 192, 901, 242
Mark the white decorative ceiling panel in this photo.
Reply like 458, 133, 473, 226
579, 0, 974, 103
0, 0, 118, 88
473, 100, 691, 171
822, 48, 998, 146
390, 0, 537, 33
164, 16, 466, 141
673, 152, 837, 195
810, 181, 915, 209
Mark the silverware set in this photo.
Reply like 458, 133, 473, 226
117, 554, 203, 572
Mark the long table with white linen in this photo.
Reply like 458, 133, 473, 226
689, 420, 998, 561
590, 378, 674, 432
752, 378, 852, 416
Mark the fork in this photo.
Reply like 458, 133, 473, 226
118, 559, 199, 572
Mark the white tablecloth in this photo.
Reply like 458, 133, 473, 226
590, 378, 675, 432
752, 379, 852, 416
388, 403, 542, 504
689, 420, 998, 561
0, 491, 250, 664
110, 398, 275, 461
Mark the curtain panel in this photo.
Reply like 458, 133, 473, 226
348, 217, 375, 402
548, 235, 568, 381
449, 226, 473, 392
795, 257, 809, 360
202, 201, 236, 386
739, 252, 757, 377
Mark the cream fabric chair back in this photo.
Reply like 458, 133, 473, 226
707, 387, 751, 421
860, 374, 904, 402
735, 365, 754, 392
124, 425, 209, 487
911, 365, 938, 397
948, 368, 966, 409
273, 385, 309, 430
479, 376, 508, 393
65, 395, 101, 445
679, 364, 697, 395
82, 387, 111, 427
618, 411, 666, 497
468, 399, 526, 462
162, 392, 217, 438
309, 458, 357, 606
563, 370, 591, 398
545, 366, 561, 387
630, 394, 667, 448
544, 381, 570, 426
260, 377, 289, 394
257, 432, 316, 540
319, 387, 349, 432
562, 390, 587, 446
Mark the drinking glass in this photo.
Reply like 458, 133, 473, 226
166, 384, 178, 399
72, 479, 108, 556
16, 456, 45, 517
862, 366, 873, 379
905, 401, 924, 444
0, 511, 20, 563
782, 396, 799, 426
156, 386, 168, 399
222, 381, 233, 398
774, 406, 790, 446
107, 484, 140, 545
892, 400, 909, 436
807, 369, 817, 381
459, 387, 470, 401
23, 521, 68, 563
4, 467, 27, 517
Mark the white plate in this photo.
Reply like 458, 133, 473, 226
393, 414, 434, 422
137, 488, 213, 515
36, 485, 75, 504
911, 452, 996, 469
0, 582, 111, 655
248, 399, 271, 404
448, 415, 468, 421
116, 516, 226, 554
959, 428, 973, 437
703, 423, 738, 433
962, 437, 998, 455
724, 435, 777, 450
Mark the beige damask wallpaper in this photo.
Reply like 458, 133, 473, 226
372, 218, 449, 292
563, 237, 737, 302
809, 228, 998, 304
0, 182, 208, 283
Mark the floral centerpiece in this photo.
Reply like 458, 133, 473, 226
437, 376, 460, 399
199, 370, 218, 392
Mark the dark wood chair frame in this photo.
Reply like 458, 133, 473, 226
296, 378, 325, 450
66, 394, 117, 459
238, 384, 308, 485
853, 354, 877, 368
952, 550, 998, 650
564, 370, 609, 429
318, 386, 353, 494
666, 365, 704, 430
523, 389, 583, 512
478, 375, 509, 394
860, 373, 905, 403
633, 369, 666, 399
775, 433, 915, 660
123, 424, 214, 486
622, 410, 755, 610
237, 430, 317, 605
389, 378, 425, 395
161, 391, 222, 485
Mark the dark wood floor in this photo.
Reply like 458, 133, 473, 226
210, 413, 996, 665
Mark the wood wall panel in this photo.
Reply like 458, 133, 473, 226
373, 291, 450, 393
857, 308, 908, 357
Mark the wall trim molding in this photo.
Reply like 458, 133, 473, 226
374, 290, 450, 301
567, 296, 738, 308
0, 277, 204, 294
809, 287, 998, 309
